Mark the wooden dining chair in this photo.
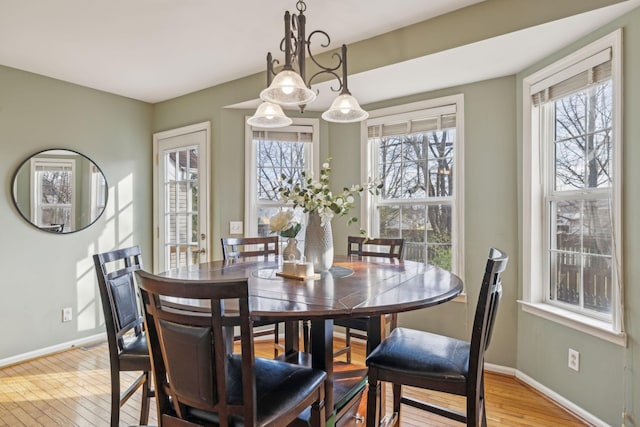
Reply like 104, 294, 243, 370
334, 236, 405, 363
93, 246, 153, 427
220, 236, 284, 358
365, 248, 509, 427
221, 236, 279, 261
135, 270, 326, 427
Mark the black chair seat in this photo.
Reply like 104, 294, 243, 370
189, 356, 326, 426
366, 327, 469, 383
119, 333, 153, 370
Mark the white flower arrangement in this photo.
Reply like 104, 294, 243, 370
275, 158, 381, 228
268, 210, 302, 238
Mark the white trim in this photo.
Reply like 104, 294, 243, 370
514, 369, 608, 427
519, 301, 626, 347
521, 29, 623, 338
361, 94, 464, 280
244, 117, 319, 237
152, 121, 211, 272
484, 362, 515, 376
0, 333, 106, 368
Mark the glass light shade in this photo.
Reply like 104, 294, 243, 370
247, 102, 293, 128
260, 70, 317, 105
321, 93, 369, 123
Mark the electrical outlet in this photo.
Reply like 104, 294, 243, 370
568, 348, 579, 371
230, 221, 243, 235
62, 307, 73, 323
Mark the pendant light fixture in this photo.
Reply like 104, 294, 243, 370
248, 0, 368, 128
247, 52, 293, 128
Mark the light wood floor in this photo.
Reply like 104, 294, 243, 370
0, 339, 589, 426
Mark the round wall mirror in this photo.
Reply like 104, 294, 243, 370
11, 149, 108, 233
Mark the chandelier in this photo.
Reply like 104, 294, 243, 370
247, 0, 369, 128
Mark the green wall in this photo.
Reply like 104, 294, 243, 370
0, 65, 153, 359
515, 7, 640, 425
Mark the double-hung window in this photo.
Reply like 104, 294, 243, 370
245, 119, 319, 242
363, 96, 464, 275
522, 31, 624, 343
31, 157, 75, 232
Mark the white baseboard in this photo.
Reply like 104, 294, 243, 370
0, 333, 106, 368
481, 364, 605, 426
513, 369, 606, 426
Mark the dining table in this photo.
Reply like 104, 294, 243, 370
159, 254, 463, 426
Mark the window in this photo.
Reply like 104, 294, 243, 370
522, 31, 624, 344
245, 119, 319, 241
31, 157, 75, 232
363, 96, 464, 275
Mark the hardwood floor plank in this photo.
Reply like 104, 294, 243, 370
0, 339, 589, 426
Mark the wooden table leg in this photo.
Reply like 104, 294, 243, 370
367, 315, 386, 416
284, 320, 300, 355
311, 319, 334, 420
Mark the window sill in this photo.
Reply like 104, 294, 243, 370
518, 301, 626, 347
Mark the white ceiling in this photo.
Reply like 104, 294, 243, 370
1, 0, 638, 107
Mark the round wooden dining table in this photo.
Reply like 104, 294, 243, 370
159, 254, 463, 426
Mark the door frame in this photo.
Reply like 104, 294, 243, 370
152, 121, 211, 272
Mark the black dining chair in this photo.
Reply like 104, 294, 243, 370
220, 236, 285, 358
365, 248, 509, 427
93, 246, 153, 427
333, 236, 405, 363
135, 270, 327, 427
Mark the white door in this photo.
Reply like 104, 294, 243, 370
153, 122, 210, 272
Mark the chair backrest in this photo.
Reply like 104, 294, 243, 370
347, 236, 404, 260
468, 248, 509, 390
93, 246, 145, 355
135, 270, 258, 427
221, 236, 279, 261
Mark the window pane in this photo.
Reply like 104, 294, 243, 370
587, 131, 612, 189
553, 200, 581, 251
401, 205, 426, 243
555, 138, 585, 191
583, 254, 612, 313
555, 92, 586, 141
404, 161, 427, 198
583, 200, 612, 255
379, 206, 401, 238
550, 250, 580, 307
592, 81, 613, 132
426, 204, 452, 270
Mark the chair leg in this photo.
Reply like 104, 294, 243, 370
303, 320, 310, 353
110, 371, 120, 427
310, 390, 325, 427
139, 371, 151, 425
345, 327, 352, 363
392, 383, 402, 425
274, 323, 280, 358
366, 376, 381, 427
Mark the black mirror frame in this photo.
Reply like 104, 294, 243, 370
11, 148, 109, 234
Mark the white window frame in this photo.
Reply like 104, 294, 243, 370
521, 30, 625, 346
244, 118, 320, 237
30, 156, 76, 230
360, 95, 465, 282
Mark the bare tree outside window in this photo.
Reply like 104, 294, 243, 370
550, 80, 613, 314
255, 138, 308, 240
373, 126, 455, 270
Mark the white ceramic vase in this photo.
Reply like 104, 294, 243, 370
304, 212, 334, 272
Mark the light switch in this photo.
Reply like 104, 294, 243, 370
230, 221, 243, 235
